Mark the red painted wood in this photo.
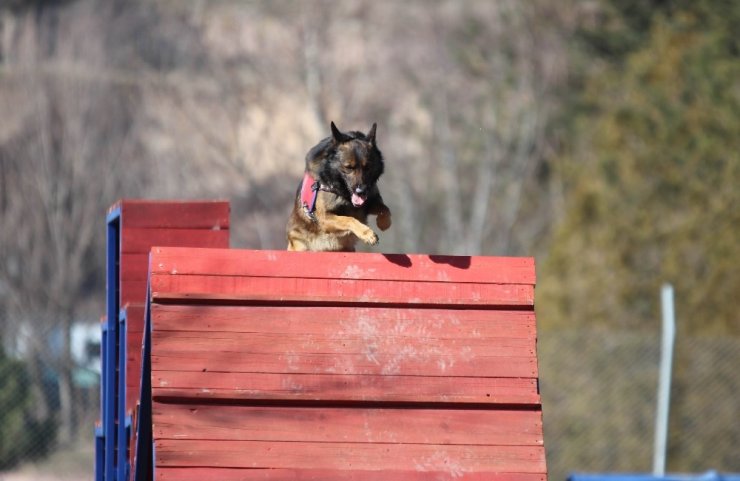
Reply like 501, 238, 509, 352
121, 229, 229, 254
153, 353, 535, 378
118, 238, 544, 478
120, 254, 151, 281
152, 371, 540, 405
150, 274, 534, 308
151, 333, 537, 378
149, 303, 539, 376
113, 200, 230, 229
150, 305, 536, 336
153, 404, 543, 446
121, 280, 148, 306
155, 439, 546, 472
122, 304, 146, 414
156, 467, 547, 481
112, 200, 233, 481
125, 332, 143, 370
123, 304, 146, 331
150, 247, 535, 285
126, 334, 143, 410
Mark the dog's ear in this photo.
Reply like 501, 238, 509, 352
367, 123, 377, 144
330, 121, 349, 143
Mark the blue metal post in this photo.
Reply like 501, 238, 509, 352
118, 309, 128, 481
97, 325, 107, 481
105, 208, 121, 481
95, 424, 104, 481
125, 416, 132, 481
133, 301, 152, 481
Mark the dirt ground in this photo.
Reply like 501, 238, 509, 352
0, 442, 93, 481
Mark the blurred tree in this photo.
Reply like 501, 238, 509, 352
540, 1, 740, 334
0, 0, 145, 445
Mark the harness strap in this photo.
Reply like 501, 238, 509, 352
300, 172, 322, 219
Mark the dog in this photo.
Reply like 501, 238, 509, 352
286, 121, 391, 252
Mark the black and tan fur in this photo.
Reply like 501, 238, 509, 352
287, 122, 391, 252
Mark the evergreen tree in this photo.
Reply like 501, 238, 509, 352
541, 1, 740, 335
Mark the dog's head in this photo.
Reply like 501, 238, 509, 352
312, 121, 385, 207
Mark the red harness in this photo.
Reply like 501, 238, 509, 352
300, 172, 328, 219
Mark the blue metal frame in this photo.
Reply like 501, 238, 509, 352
118, 309, 128, 481
104, 207, 121, 481
96, 323, 107, 481
95, 424, 104, 481
569, 472, 740, 481
133, 298, 153, 481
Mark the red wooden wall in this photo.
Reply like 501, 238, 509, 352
147, 247, 545, 481
107, 199, 229, 476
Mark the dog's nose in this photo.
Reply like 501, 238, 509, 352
354, 186, 366, 195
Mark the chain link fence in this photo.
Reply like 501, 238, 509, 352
0, 322, 738, 480
0, 319, 100, 479
540, 328, 740, 481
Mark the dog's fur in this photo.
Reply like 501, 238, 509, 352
286, 122, 391, 252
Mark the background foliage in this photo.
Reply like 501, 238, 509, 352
540, 0, 740, 336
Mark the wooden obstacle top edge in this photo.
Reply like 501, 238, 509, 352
147, 247, 536, 308
108, 199, 231, 229
149, 247, 536, 284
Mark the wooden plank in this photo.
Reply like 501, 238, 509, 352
120, 253, 151, 281
150, 305, 536, 336
153, 404, 543, 446
125, 332, 143, 396
153, 352, 535, 379
121, 228, 229, 254
126, 333, 143, 390
124, 302, 145, 412
150, 275, 534, 307
126, 388, 141, 413
151, 333, 537, 378
123, 304, 146, 332
152, 371, 540, 405
117, 200, 230, 229
121, 280, 148, 306
154, 439, 546, 473
157, 467, 547, 481
151, 329, 535, 355
126, 332, 143, 362
150, 321, 536, 351
149, 248, 535, 285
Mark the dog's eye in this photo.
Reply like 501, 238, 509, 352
342, 164, 354, 170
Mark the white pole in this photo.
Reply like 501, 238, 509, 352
653, 283, 676, 476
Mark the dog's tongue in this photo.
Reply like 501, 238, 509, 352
351, 193, 366, 207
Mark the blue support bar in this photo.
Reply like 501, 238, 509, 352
105, 208, 121, 481
95, 425, 104, 481
98, 324, 107, 481
569, 472, 740, 481
118, 309, 128, 481
125, 416, 132, 481
104, 315, 116, 481
133, 301, 152, 481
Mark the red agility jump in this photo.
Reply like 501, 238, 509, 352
96, 200, 546, 481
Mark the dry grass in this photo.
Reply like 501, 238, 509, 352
0, 442, 92, 481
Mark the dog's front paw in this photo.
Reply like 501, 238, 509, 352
358, 226, 379, 246
376, 210, 392, 231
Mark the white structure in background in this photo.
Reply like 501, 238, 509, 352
3, 320, 101, 378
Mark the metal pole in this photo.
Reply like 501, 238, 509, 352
653, 283, 675, 476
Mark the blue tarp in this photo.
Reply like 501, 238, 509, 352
569, 471, 740, 481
